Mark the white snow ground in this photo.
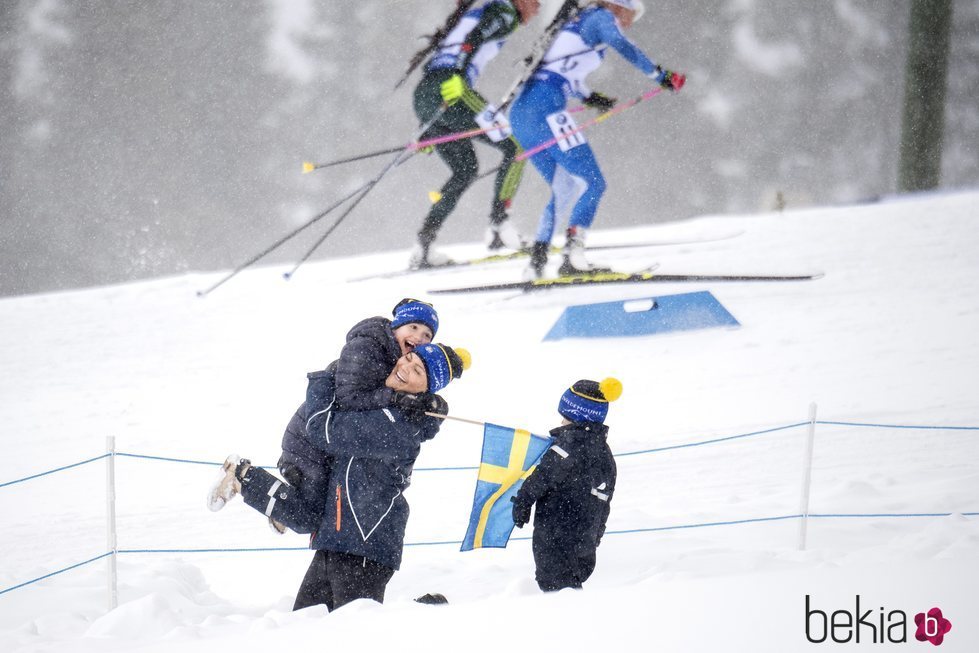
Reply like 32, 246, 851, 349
1, 190, 977, 651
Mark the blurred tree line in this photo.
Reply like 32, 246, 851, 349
1, 0, 977, 296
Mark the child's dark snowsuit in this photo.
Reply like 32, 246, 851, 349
511, 421, 616, 592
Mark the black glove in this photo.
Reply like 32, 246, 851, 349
583, 92, 617, 112
278, 462, 304, 488
511, 496, 531, 528
394, 392, 449, 418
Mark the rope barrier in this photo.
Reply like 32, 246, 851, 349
3, 419, 975, 488
816, 420, 979, 431
0, 454, 109, 489
616, 422, 809, 457
3, 511, 976, 598
0, 551, 113, 596
2, 417, 976, 599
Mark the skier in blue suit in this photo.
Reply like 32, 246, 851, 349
509, 0, 685, 277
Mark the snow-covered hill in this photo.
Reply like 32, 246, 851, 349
1, 190, 977, 651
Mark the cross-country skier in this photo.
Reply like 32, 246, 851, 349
509, 0, 685, 277
511, 377, 620, 591
408, 0, 542, 269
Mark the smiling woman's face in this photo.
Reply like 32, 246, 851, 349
384, 351, 428, 394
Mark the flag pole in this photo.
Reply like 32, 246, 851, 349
425, 412, 485, 427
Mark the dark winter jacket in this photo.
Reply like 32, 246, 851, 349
333, 317, 401, 411
311, 407, 441, 570
275, 362, 339, 532
512, 422, 617, 562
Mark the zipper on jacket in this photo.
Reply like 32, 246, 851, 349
335, 484, 342, 532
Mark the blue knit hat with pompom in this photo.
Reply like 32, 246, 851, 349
558, 378, 623, 424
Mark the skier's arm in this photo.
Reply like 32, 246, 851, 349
581, 9, 656, 75
454, 1, 519, 74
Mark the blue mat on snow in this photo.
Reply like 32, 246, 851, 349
543, 291, 740, 341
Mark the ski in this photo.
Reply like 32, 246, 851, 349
347, 230, 746, 282
428, 270, 824, 294
498, 0, 580, 111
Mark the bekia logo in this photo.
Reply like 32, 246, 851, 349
805, 595, 953, 645
914, 608, 952, 646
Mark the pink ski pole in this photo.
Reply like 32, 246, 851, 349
516, 86, 664, 161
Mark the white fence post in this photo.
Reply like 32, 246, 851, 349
106, 436, 118, 611
798, 403, 817, 551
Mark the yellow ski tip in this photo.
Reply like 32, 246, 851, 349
428, 190, 443, 204
302, 162, 315, 174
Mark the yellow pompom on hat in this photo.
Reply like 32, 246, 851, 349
559, 377, 622, 424
454, 347, 472, 371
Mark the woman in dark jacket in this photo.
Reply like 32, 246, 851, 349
511, 378, 621, 592
207, 298, 440, 526
210, 342, 471, 612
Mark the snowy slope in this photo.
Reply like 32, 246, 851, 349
1, 190, 977, 651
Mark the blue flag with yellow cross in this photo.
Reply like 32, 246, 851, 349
460, 423, 552, 551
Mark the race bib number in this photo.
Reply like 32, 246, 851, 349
545, 110, 586, 152
475, 104, 512, 143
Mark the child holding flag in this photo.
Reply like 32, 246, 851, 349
511, 377, 620, 591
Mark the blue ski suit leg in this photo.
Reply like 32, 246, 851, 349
511, 78, 606, 242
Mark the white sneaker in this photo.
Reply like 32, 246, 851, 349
207, 454, 247, 512
486, 219, 526, 251
409, 244, 452, 269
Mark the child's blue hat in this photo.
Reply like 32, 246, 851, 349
414, 343, 471, 393
391, 298, 439, 336
558, 378, 623, 424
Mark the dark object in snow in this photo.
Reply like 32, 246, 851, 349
414, 592, 449, 605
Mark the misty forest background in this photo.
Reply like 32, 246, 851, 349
2, 0, 977, 297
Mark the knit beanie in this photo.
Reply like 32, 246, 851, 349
391, 298, 439, 336
414, 343, 471, 393
558, 378, 623, 424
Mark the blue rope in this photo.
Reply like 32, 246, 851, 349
616, 422, 810, 457
5, 512, 975, 596
6, 416, 977, 488
816, 420, 979, 431
809, 512, 979, 518
0, 454, 109, 488
118, 547, 309, 554
0, 551, 113, 596
116, 453, 277, 471
608, 514, 803, 534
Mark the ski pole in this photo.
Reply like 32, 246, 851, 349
301, 127, 490, 174
195, 181, 374, 298
283, 106, 449, 280
302, 145, 408, 173
498, 0, 580, 112
282, 149, 419, 280
517, 86, 664, 161
465, 86, 666, 184
301, 112, 555, 174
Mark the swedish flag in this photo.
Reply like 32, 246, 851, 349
460, 423, 552, 551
